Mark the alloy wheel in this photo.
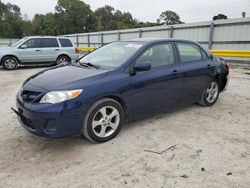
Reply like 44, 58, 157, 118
92, 106, 120, 138
206, 81, 219, 103
4, 59, 16, 69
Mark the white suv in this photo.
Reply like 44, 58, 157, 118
0, 36, 79, 70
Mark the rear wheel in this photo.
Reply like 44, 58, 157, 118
2, 56, 18, 70
199, 80, 219, 106
82, 98, 124, 143
56, 55, 70, 65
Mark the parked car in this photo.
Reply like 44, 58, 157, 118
12, 38, 229, 142
0, 36, 79, 70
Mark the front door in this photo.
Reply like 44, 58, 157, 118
130, 43, 181, 115
18, 38, 42, 63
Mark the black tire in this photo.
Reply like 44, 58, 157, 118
2, 56, 18, 70
82, 98, 125, 143
199, 80, 220, 106
56, 55, 70, 65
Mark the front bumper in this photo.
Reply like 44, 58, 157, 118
14, 96, 87, 138
0, 54, 3, 66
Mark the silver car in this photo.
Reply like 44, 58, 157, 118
0, 36, 79, 70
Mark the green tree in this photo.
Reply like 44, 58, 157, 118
136, 21, 160, 28
94, 5, 141, 31
213, 14, 227, 21
159, 10, 183, 25
22, 20, 33, 36
0, 0, 164, 38
0, 1, 7, 35
0, 2, 24, 38
94, 5, 115, 31
85, 14, 98, 32
55, 0, 93, 34
32, 13, 58, 35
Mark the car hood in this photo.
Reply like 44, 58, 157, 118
0, 47, 15, 51
24, 65, 109, 91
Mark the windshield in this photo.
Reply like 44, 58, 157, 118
10, 37, 28, 47
79, 42, 144, 69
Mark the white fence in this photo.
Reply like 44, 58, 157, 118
0, 38, 19, 47
64, 17, 250, 51
1, 17, 250, 54
1, 18, 250, 51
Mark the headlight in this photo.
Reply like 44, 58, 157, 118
40, 89, 82, 104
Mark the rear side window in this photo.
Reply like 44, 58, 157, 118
136, 43, 175, 69
41, 38, 59, 48
59, 38, 73, 47
177, 43, 203, 63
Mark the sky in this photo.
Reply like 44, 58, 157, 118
1, 0, 250, 23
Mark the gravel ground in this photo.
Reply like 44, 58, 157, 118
0, 66, 249, 188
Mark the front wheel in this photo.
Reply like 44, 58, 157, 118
82, 98, 125, 143
199, 80, 220, 106
2, 56, 18, 70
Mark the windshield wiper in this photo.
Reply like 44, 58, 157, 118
80, 62, 101, 69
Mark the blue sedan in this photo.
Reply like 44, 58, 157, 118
13, 39, 229, 142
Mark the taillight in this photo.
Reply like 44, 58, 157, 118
75, 48, 80, 53
226, 64, 230, 72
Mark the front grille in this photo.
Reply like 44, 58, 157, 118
21, 90, 42, 103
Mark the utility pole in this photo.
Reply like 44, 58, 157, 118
242, 12, 246, 18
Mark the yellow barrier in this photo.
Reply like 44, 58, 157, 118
76, 47, 250, 58
76, 47, 95, 52
209, 50, 250, 58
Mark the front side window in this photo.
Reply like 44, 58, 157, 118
136, 43, 175, 69
59, 38, 73, 47
79, 42, 144, 68
41, 38, 59, 48
11, 37, 28, 47
22, 39, 40, 48
177, 43, 203, 63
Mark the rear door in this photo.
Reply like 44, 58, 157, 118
58, 38, 78, 60
40, 38, 60, 62
176, 42, 214, 104
18, 38, 42, 63
130, 42, 181, 115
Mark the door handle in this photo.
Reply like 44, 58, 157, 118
55, 49, 60, 51
35, 49, 41, 52
172, 70, 178, 77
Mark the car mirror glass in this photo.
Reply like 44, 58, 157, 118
20, 45, 27, 49
133, 61, 151, 72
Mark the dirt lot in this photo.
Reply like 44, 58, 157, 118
0, 66, 249, 188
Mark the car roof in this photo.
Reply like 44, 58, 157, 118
24, 36, 68, 39
122, 38, 197, 44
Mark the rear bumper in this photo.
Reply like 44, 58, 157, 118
15, 96, 87, 138
222, 75, 229, 91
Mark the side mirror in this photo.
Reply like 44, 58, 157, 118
133, 61, 151, 72
20, 45, 27, 49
